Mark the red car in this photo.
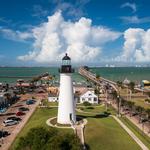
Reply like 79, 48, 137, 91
16, 111, 25, 116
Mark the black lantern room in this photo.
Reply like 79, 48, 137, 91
59, 53, 74, 73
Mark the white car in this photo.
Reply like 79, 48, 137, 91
3, 119, 18, 126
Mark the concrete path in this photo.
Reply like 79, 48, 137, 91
112, 115, 149, 150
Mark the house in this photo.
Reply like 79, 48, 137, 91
48, 93, 58, 102
79, 90, 98, 104
48, 87, 59, 102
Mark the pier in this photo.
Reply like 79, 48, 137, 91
0, 76, 33, 79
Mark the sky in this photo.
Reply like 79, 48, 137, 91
0, 0, 150, 66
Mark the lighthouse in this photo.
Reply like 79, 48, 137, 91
57, 53, 76, 124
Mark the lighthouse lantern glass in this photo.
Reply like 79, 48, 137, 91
62, 59, 71, 66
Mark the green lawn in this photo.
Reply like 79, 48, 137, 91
11, 106, 144, 150
82, 114, 141, 150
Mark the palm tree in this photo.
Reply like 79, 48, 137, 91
146, 108, 150, 133
96, 74, 100, 80
128, 81, 135, 100
136, 106, 144, 123
4, 93, 11, 107
117, 81, 123, 90
127, 101, 135, 117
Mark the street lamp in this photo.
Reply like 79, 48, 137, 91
117, 95, 120, 117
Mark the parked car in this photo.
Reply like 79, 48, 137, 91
3, 120, 18, 126
131, 112, 138, 116
140, 118, 148, 123
16, 111, 25, 116
0, 108, 7, 113
26, 99, 36, 105
0, 130, 10, 138
18, 107, 29, 112
6, 116, 22, 121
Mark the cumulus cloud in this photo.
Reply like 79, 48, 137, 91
0, 27, 33, 42
18, 11, 121, 64
118, 28, 150, 62
121, 2, 137, 13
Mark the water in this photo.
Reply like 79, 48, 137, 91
0, 67, 85, 83
90, 67, 150, 83
0, 67, 150, 83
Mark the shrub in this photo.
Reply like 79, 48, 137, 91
87, 106, 94, 109
145, 99, 150, 103
83, 101, 91, 106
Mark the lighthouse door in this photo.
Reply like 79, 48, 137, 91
69, 113, 72, 121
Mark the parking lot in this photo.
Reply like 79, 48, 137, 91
0, 93, 46, 150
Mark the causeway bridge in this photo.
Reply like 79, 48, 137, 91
78, 67, 118, 91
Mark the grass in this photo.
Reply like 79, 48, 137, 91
120, 117, 150, 149
11, 105, 146, 150
84, 115, 141, 150
130, 98, 150, 109
10, 107, 72, 150
42, 99, 58, 107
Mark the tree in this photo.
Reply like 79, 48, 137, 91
146, 109, 150, 133
128, 81, 135, 100
136, 106, 144, 123
110, 90, 118, 101
96, 74, 100, 80
15, 127, 82, 150
4, 93, 11, 107
116, 81, 123, 90
126, 101, 135, 117
46, 133, 81, 150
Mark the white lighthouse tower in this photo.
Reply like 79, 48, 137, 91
57, 53, 76, 124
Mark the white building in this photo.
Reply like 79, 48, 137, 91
48, 93, 58, 102
80, 90, 98, 104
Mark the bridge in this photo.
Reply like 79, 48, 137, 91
78, 67, 118, 91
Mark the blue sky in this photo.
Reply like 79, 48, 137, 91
0, 0, 150, 66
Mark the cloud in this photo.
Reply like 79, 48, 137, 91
121, 2, 137, 13
52, 0, 90, 19
18, 11, 121, 64
0, 17, 12, 24
117, 28, 150, 62
120, 16, 150, 24
32, 5, 49, 18
0, 27, 33, 42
